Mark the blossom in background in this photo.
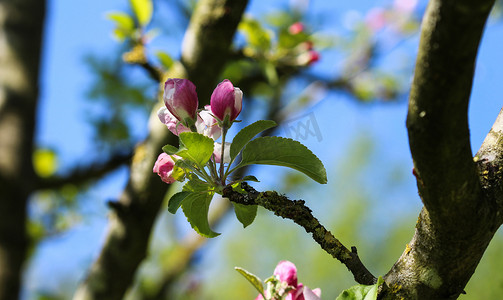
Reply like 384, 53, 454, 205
365, 7, 387, 32
393, 0, 418, 13
289, 22, 305, 35
210, 79, 243, 125
256, 260, 321, 300
296, 50, 320, 66
153, 153, 178, 184
163, 78, 199, 127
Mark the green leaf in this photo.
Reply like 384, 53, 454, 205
263, 62, 278, 85
236, 136, 327, 184
156, 51, 174, 69
177, 132, 214, 167
33, 148, 58, 177
168, 191, 191, 214
242, 175, 260, 182
235, 267, 265, 296
130, 0, 153, 27
230, 120, 277, 161
107, 12, 135, 41
233, 203, 257, 228
162, 144, 178, 155
181, 192, 219, 238
172, 159, 201, 182
182, 176, 211, 193
336, 277, 384, 300
238, 17, 272, 51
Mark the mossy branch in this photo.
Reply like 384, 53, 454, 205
223, 182, 377, 285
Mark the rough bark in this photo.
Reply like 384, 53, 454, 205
476, 108, 503, 213
73, 0, 248, 299
382, 0, 501, 299
223, 183, 377, 285
0, 1, 45, 299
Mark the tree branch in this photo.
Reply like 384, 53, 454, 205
383, 1, 500, 299
0, 0, 45, 299
475, 107, 503, 218
35, 151, 133, 190
405, 0, 490, 220
223, 183, 377, 285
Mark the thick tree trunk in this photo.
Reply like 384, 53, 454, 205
382, 0, 502, 299
73, 0, 248, 299
0, 0, 45, 299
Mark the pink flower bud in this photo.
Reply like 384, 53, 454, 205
255, 261, 322, 300
153, 153, 177, 184
296, 50, 320, 66
302, 41, 314, 50
307, 50, 320, 65
210, 79, 242, 124
163, 78, 199, 126
289, 22, 305, 35
274, 261, 298, 288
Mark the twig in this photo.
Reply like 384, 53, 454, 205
223, 182, 377, 285
35, 151, 133, 190
139, 61, 163, 83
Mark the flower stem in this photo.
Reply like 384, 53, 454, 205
208, 156, 219, 182
220, 127, 228, 185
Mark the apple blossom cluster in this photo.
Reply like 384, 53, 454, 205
288, 22, 320, 66
236, 261, 321, 300
152, 77, 326, 238
258, 261, 321, 300
153, 78, 242, 185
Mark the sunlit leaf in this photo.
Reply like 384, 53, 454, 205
107, 12, 135, 41
33, 149, 58, 178
230, 120, 277, 161
336, 277, 384, 300
235, 267, 265, 296
162, 144, 178, 155
156, 51, 174, 69
177, 132, 214, 167
235, 136, 327, 184
130, 0, 153, 27
238, 17, 273, 51
182, 175, 211, 193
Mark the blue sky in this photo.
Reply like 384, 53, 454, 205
27, 0, 503, 298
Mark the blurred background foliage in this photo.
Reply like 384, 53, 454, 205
28, 0, 503, 299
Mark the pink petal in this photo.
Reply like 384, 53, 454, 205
273, 261, 298, 287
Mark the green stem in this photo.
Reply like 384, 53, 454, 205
224, 160, 235, 179
207, 157, 219, 182
178, 160, 213, 183
220, 127, 228, 185
197, 166, 213, 183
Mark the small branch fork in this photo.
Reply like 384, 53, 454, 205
223, 182, 377, 285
